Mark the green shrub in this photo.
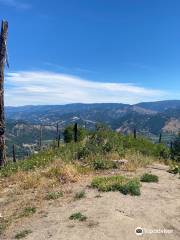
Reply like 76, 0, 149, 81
0, 218, 9, 235
140, 173, 159, 182
15, 230, 32, 239
74, 190, 85, 200
118, 180, 141, 196
92, 159, 117, 170
168, 165, 180, 174
19, 207, 36, 218
69, 212, 87, 221
91, 175, 141, 196
45, 191, 63, 200
63, 125, 87, 143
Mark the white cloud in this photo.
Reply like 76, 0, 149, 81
0, 0, 31, 9
5, 70, 168, 106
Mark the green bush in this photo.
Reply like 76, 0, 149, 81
63, 125, 87, 143
92, 159, 117, 170
168, 164, 180, 174
140, 173, 159, 182
15, 230, 32, 239
91, 175, 141, 196
118, 180, 141, 196
69, 212, 87, 221
45, 191, 63, 200
19, 207, 36, 218
74, 190, 86, 200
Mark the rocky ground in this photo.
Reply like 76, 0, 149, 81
1, 164, 180, 240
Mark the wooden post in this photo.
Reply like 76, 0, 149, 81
56, 123, 59, 136
57, 130, 60, 147
12, 144, 16, 163
56, 123, 59, 142
158, 133, 162, 143
133, 128, 136, 139
39, 125, 42, 150
74, 123, 78, 142
170, 141, 173, 150
0, 20, 8, 167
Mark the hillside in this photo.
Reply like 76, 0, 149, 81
0, 127, 179, 240
5, 101, 180, 157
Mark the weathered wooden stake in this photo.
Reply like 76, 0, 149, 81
133, 128, 137, 139
12, 144, 16, 163
57, 131, 61, 147
0, 20, 8, 167
170, 141, 173, 152
158, 133, 162, 143
74, 123, 78, 142
56, 123, 59, 140
39, 125, 42, 150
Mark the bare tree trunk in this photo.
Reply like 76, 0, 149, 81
133, 128, 137, 139
158, 133, 162, 143
0, 20, 8, 167
13, 144, 16, 163
39, 125, 42, 150
74, 123, 78, 142
57, 131, 60, 147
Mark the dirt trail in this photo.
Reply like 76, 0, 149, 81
3, 164, 180, 240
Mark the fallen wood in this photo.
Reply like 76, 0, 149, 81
112, 159, 128, 164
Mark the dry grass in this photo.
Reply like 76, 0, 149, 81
123, 151, 157, 172
43, 162, 80, 183
0, 150, 159, 236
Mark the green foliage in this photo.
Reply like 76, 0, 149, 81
19, 207, 36, 218
154, 144, 170, 159
118, 180, 141, 196
140, 173, 159, 183
171, 133, 180, 162
0, 148, 57, 177
92, 158, 117, 170
45, 191, 63, 200
63, 125, 87, 143
0, 218, 9, 235
74, 190, 86, 200
168, 164, 180, 175
15, 230, 32, 239
1, 128, 169, 178
91, 175, 141, 196
69, 212, 87, 221
63, 125, 74, 143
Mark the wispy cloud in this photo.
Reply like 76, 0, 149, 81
44, 62, 97, 74
5, 70, 167, 106
0, 0, 31, 9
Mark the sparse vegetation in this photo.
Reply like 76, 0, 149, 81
168, 164, 180, 175
171, 133, 180, 162
92, 158, 117, 170
45, 191, 63, 200
19, 207, 36, 218
74, 190, 86, 200
91, 175, 141, 196
15, 229, 32, 239
69, 212, 87, 221
0, 127, 172, 236
0, 127, 169, 178
140, 173, 159, 183
0, 218, 9, 235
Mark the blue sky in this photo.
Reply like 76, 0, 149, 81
1, 0, 180, 106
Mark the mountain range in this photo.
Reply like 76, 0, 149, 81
4, 100, 180, 158
5, 100, 180, 134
